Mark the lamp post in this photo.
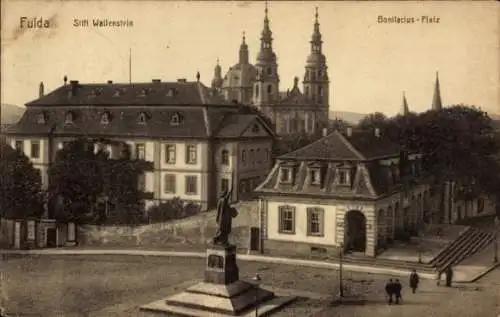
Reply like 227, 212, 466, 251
253, 273, 261, 317
339, 243, 344, 297
494, 216, 499, 264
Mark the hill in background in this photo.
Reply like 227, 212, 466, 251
1, 103, 25, 124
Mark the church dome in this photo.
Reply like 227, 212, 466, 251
222, 63, 258, 89
256, 50, 277, 63
306, 53, 326, 66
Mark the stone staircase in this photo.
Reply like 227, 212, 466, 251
429, 226, 495, 272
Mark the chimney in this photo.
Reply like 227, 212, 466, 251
322, 128, 328, 137
39, 81, 44, 97
374, 127, 381, 138
69, 80, 79, 96
152, 79, 161, 83
346, 127, 353, 137
107, 80, 113, 84
177, 78, 187, 83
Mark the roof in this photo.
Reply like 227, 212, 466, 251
6, 79, 276, 139
26, 80, 230, 106
276, 85, 318, 107
222, 63, 258, 89
279, 130, 401, 161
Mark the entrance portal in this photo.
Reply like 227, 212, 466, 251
344, 210, 367, 252
46, 228, 57, 248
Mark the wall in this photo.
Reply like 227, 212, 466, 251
265, 200, 338, 246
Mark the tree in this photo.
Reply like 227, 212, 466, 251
0, 144, 44, 219
385, 105, 500, 222
48, 138, 151, 224
357, 112, 389, 132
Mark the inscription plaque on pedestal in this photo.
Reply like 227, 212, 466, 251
204, 244, 239, 285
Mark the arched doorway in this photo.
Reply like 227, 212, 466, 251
344, 210, 367, 252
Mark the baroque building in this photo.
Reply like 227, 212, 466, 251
211, 5, 330, 136
255, 128, 435, 257
4, 78, 276, 213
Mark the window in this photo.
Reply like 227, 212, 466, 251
309, 169, 320, 185
267, 85, 272, 94
101, 112, 110, 124
135, 143, 145, 160
64, 111, 74, 124
221, 178, 229, 193
221, 149, 229, 165
307, 207, 324, 236
267, 67, 272, 75
170, 113, 181, 126
241, 150, 247, 165
256, 149, 261, 163
318, 86, 323, 97
338, 169, 348, 185
280, 167, 291, 183
30, 141, 40, 159
138, 112, 147, 124
185, 175, 198, 195
15, 140, 23, 151
250, 149, 255, 165
186, 144, 197, 164
164, 174, 176, 193
278, 205, 295, 234
36, 113, 46, 124
165, 144, 176, 164
137, 173, 146, 191
255, 85, 259, 98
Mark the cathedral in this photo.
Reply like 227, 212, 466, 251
211, 4, 329, 136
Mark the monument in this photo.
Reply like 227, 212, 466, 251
140, 189, 296, 316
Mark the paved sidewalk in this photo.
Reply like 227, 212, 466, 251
1, 248, 437, 279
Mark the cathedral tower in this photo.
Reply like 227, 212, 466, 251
211, 58, 223, 94
252, 2, 280, 107
431, 71, 443, 111
303, 7, 329, 109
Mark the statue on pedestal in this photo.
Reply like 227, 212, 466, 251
213, 188, 238, 246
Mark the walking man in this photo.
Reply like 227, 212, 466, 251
385, 279, 394, 304
394, 279, 403, 304
409, 269, 420, 293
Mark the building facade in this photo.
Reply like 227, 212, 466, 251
255, 128, 434, 257
211, 5, 329, 136
5, 78, 275, 212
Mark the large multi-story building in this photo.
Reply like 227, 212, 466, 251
4, 78, 275, 211
211, 5, 330, 136
255, 128, 434, 257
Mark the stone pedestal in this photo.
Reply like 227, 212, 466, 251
140, 243, 296, 316
204, 244, 239, 285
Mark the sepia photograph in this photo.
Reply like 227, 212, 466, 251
0, 0, 499, 316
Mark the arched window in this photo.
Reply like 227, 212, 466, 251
138, 112, 147, 124
267, 85, 272, 94
221, 149, 229, 165
255, 84, 259, 98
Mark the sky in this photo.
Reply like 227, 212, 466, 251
1, 0, 499, 116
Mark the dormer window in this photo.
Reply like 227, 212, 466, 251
139, 88, 152, 97
309, 168, 321, 185
101, 112, 111, 124
113, 88, 126, 97
279, 167, 292, 183
137, 112, 147, 124
170, 112, 182, 126
36, 112, 46, 124
64, 111, 74, 124
166, 88, 177, 97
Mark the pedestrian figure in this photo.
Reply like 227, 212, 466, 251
445, 266, 453, 287
385, 279, 394, 304
409, 269, 420, 293
394, 279, 403, 304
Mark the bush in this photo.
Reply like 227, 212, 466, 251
146, 197, 201, 223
